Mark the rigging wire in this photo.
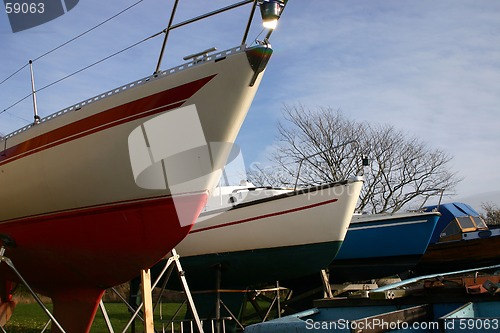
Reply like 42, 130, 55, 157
0, 64, 29, 87
0, 0, 150, 119
0, 29, 163, 116
0, 0, 144, 88
36, 31, 163, 93
32, 0, 144, 63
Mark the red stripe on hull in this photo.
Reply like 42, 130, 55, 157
192, 198, 339, 233
0, 192, 208, 332
0, 75, 215, 167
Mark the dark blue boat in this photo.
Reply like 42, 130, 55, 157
329, 211, 440, 282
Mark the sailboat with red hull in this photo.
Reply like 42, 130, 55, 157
0, 1, 284, 331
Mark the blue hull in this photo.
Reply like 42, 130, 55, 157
277, 212, 441, 310
337, 212, 440, 260
330, 211, 440, 282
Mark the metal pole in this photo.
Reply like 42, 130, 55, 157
168, 1, 253, 32
320, 270, 334, 298
153, 263, 175, 311
219, 300, 245, 331
294, 159, 304, 190
215, 264, 222, 333
276, 281, 281, 318
154, 0, 180, 75
111, 287, 144, 321
28, 60, 40, 124
99, 299, 115, 333
0, 247, 66, 332
172, 248, 204, 333
437, 188, 445, 210
241, 0, 258, 45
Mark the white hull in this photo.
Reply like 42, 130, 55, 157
176, 177, 364, 257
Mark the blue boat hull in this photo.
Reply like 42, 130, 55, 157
329, 212, 440, 282
284, 212, 440, 293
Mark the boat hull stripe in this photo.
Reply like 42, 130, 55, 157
350, 219, 428, 231
0, 194, 176, 225
191, 198, 338, 233
0, 75, 215, 166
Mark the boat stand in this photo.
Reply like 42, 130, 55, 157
211, 264, 245, 332
0, 246, 66, 333
242, 283, 291, 323
176, 264, 246, 333
190, 288, 245, 333
99, 248, 205, 333
320, 269, 333, 298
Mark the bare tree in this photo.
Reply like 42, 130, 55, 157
248, 104, 461, 214
481, 202, 500, 226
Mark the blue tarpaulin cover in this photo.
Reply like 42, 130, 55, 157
423, 202, 480, 243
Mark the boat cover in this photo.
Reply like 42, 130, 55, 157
423, 202, 481, 243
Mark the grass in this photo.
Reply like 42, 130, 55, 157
4, 302, 188, 333
4, 288, 278, 332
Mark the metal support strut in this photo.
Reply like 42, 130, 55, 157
0, 246, 66, 333
119, 248, 204, 333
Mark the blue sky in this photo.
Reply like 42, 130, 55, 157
1, 0, 500, 206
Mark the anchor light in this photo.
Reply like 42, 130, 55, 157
259, 0, 285, 30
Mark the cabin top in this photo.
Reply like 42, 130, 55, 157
424, 202, 488, 244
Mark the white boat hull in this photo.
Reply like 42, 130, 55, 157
170, 177, 364, 288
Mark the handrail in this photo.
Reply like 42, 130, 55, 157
162, 317, 233, 333
155, 0, 254, 75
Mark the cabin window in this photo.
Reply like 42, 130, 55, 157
472, 216, 488, 229
440, 220, 461, 239
455, 216, 477, 231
